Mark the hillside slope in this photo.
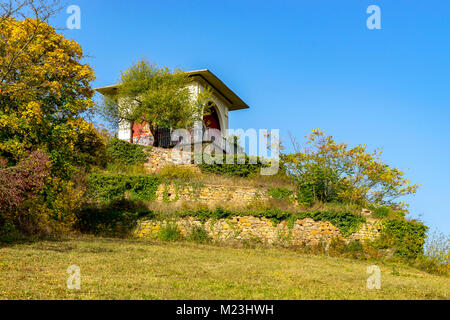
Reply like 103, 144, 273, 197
0, 237, 448, 300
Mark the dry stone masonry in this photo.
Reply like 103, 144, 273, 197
134, 215, 382, 247
156, 183, 267, 206
144, 147, 195, 173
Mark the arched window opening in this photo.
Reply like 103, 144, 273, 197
203, 103, 221, 131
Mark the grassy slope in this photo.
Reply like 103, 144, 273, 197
0, 237, 448, 300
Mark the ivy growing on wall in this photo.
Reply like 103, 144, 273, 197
174, 208, 366, 236
198, 154, 265, 177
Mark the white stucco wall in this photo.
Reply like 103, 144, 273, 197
117, 97, 136, 142
118, 120, 132, 141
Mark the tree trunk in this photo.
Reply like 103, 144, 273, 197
150, 124, 159, 147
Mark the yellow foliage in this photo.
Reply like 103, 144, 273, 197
283, 129, 418, 209
0, 17, 103, 173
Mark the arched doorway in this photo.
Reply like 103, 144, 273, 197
203, 104, 221, 131
202, 104, 222, 144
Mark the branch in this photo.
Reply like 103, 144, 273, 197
0, 0, 63, 83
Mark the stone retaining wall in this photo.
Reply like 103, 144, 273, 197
144, 147, 195, 173
155, 183, 268, 206
134, 215, 382, 248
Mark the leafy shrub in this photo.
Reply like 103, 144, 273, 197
328, 237, 346, 256
188, 225, 211, 244
328, 239, 365, 259
378, 218, 428, 259
0, 151, 49, 213
268, 187, 294, 199
344, 240, 364, 253
0, 151, 80, 237
369, 205, 405, 219
100, 59, 199, 148
106, 137, 148, 166
283, 129, 419, 208
159, 165, 197, 180
38, 177, 83, 233
295, 182, 315, 206
158, 223, 181, 241
76, 200, 153, 237
415, 231, 449, 275
198, 154, 265, 177
105, 162, 147, 175
372, 206, 390, 218
295, 167, 345, 205
329, 237, 368, 259
0, 214, 20, 242
87, 173, 160, 202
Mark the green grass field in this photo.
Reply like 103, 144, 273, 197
0, 237, 448, 300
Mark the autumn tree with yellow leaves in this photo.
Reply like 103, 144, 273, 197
283, 129, 419, 210
0, 1, 105, 235
0, 3, 105, 177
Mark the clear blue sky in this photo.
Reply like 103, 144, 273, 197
54, 0, 449, 234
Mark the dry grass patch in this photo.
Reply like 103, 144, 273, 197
0, 237, 448, 300
156, 167, 296, 190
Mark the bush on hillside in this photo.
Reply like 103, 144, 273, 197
0, 151, 49, 214
377, 218, 428, 259
268, 187, 294, 199
86, 173, 160, 202
372, 206, 390, 218
158, 223, 181, 241
415, 231, 449, 275
0, 151, 85, 238
188, 225, 211, 244
106, 137, 148, 166
283, 129, 419, 208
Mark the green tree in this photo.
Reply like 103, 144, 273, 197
99, 58, 210, 147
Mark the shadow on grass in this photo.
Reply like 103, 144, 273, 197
75, 199, 154, 238
0, 199, 153, 248
0, 233, 73, 249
